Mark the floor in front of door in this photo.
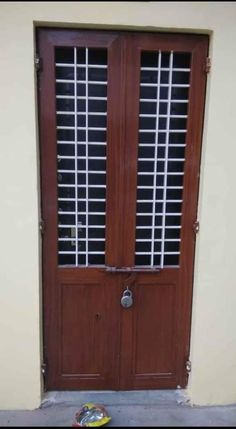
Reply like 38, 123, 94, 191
1, 390, 236, 427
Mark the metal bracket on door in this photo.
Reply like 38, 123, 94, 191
124, 272, 137, 288
105, 266, 161, 273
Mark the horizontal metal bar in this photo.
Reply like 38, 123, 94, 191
138, 144, 186, 147
58, 198, 105, 202
137, 199, 183, 203
135, 251, 180, 255
56, 95, 107, 101
136, 225, 181, 229
57, 141, 75, 145
58, 141, 107, 145
59, 225, 106, 228
139, 129, 187, 133
77, 96, 107, 100
57, 126, 107, 131
57, 155, 106, 161
139, 114, 187, 118
105, 266, 161, 273
56, 63, 107, 69
57, 156, 106, 160
59, 238, 105, 241
140, 83, 190, 88
137, 172, 184, 175
59, 211, 105, 215
56, 79, 107, 85
136, 238, 180, 242
141, 67, 190, 72
58, 170, 106, 174
136, 212, 181, 216
140, 99, 189, 103
59, 251, 105, 255
57, 111, 107, 116
58, 184, 76, 187
137, 186, 183, 189
138, 158, 185, 162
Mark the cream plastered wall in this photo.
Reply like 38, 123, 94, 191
0, 1, 236, 409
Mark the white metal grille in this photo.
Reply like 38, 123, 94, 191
135, 51, 191, 268
56, 47, 107, 266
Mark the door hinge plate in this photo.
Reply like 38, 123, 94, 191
41, 362, 47, 375
186, 359, 191, 374
193, 220, 199, 235
205, 56, 211, 73
35, 54, 42, 72
39, 219, 45, 235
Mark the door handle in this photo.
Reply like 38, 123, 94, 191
105, 266, 161, 273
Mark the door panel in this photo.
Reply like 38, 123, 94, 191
119, 270, 180, 389
62, 282, 109, 375
134, 282, 176, 375
38, 29, 208, 390
57, 269, 121, 389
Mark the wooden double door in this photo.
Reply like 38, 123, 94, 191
38, 29, 208, 390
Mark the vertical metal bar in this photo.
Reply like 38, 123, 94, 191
160, 51, 173, 269
150, 51, 162, 267
74, 47, 78, 266
85, 48, 89, 266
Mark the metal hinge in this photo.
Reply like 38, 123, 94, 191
41, 362, 47, 375
186, 359, 192, 374
39, 219, 45, 235
193, 220, 199, 235
34, 54, 42, 72
205, 56, 211, 74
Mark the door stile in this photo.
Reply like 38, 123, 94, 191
38, 30, 61, 389
105, 35, 126, 389
118, 34, 140, 389
105, 35, 126, 269
120, 34, 141, 268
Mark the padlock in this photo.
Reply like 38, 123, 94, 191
121, 288, 133, 308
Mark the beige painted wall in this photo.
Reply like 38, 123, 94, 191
0, 1, 236, 409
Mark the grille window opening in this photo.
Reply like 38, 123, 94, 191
135, 51, 191, 268
56, 47, 108, 266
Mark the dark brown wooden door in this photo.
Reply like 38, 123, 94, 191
38, 29, 208, 390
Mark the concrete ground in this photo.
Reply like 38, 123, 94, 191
0, 390, 236, 427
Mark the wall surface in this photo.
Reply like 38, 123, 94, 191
0, 1, 236, 409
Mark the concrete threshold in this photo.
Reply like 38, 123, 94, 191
41, 389, 189, 408
1, 390, 236, 426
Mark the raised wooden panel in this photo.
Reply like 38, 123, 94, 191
61, 282, 107, 375
134, 283, 176, 376
55, 269, 121, 389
